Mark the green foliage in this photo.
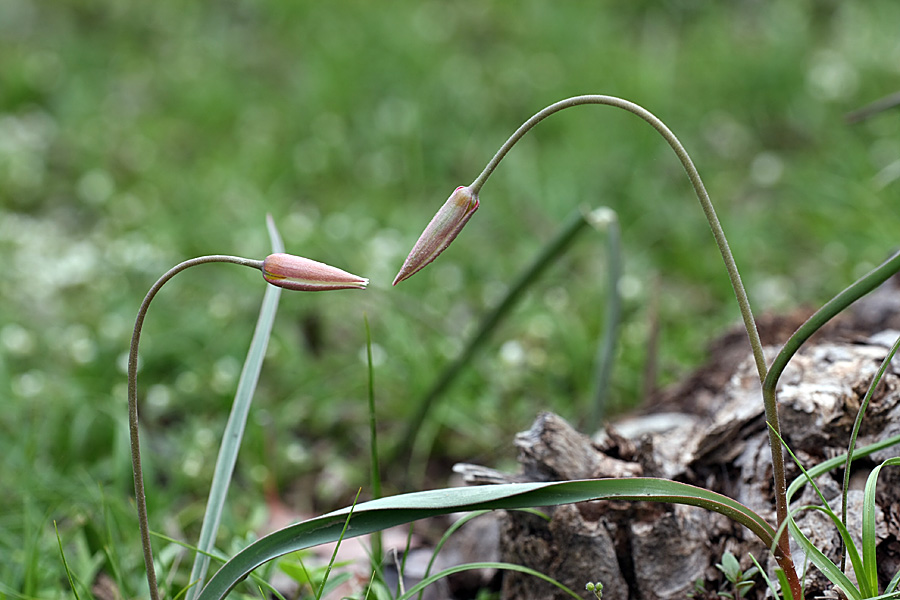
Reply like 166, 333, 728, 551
715, 551, 758, 599
4, 1, 900, 596
187, 220, 284, 599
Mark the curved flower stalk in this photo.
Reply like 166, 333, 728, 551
128, 252, 366, 600
391, 95, 806, 596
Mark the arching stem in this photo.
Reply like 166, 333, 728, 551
128, 255, 263, 600
469, 95, 800, 598
469, 96, 767, 381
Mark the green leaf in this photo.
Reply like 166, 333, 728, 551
787, 435, 900, 502
185, 217, 285, 598
717, 550, 741, 581
842, 331, 900, 574
774, 568, 794, 600
197, 477, 775, 600
863, 457, 900, 596
887, 568, 900, 594
786, 505, 863, 600
773, 425, 870, 597
780, 433, 900, 599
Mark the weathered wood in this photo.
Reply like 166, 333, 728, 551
455, 299, 900, 599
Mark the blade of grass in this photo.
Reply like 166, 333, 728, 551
750, 554, 792, 600
863, 458, 900, 596
417, 508, 549, 600
96, 483, 129, 596
774, 567, 795, 600
887, 568, 900, 594
418, 509, 489, 600
153, 531, 281, 596
842, 331, 900, 570
779, 432, 900, 599
185, 216, 285, 598
55, 521, 83, 600
196, 477, 778, 600
316, 489, 361, 600
787, 434, 900, 502
395, 524, 415, 598
787, 505, 864, 600
364, 315, 383, 568
770, 424, 870, 597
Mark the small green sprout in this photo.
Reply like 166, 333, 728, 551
715, 550, 758, 599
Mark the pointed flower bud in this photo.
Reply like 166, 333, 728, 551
393, 186, 479, 285
262, 253, 368, 291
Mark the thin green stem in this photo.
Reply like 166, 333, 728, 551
364, 315, 383, 566
470, 95, 766, 382
469, 95, 794, 591
764, 250, 900, 394
129, 255, 263, 600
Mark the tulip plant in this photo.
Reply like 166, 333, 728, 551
127, 97, 900, 600
127, 218, 367, 600
389, 95, 900, 599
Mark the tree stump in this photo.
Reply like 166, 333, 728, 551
454, 279, 900, 599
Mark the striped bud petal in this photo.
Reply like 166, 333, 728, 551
262, 253, 368, 291
393, 186, 479, 285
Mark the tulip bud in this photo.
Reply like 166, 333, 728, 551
262, 253, 368, 291
393, 186, 479, 285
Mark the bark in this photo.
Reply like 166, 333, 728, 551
454, 278, 900, 599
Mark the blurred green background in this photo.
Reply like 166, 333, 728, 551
2, 0, 899, 595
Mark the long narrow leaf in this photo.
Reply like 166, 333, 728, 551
781, 435, 900, 600
55, 521, 83, 600
786, 506, 864, 600
886, 568, 900, 594
186, 217, 285, 597
787, 434, 900, 502
774, 567, 795, 600
750, 554, 792, 600
419, 509, 488, 600
197, 477, 774, 600
863, 458, 900, 595
843, 331, 900, 563
772, 425, 871, 596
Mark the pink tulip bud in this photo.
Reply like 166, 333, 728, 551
393, 186, 479, 285
262, 253, 368, 291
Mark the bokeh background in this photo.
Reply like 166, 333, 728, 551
2, 0, 899, 595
